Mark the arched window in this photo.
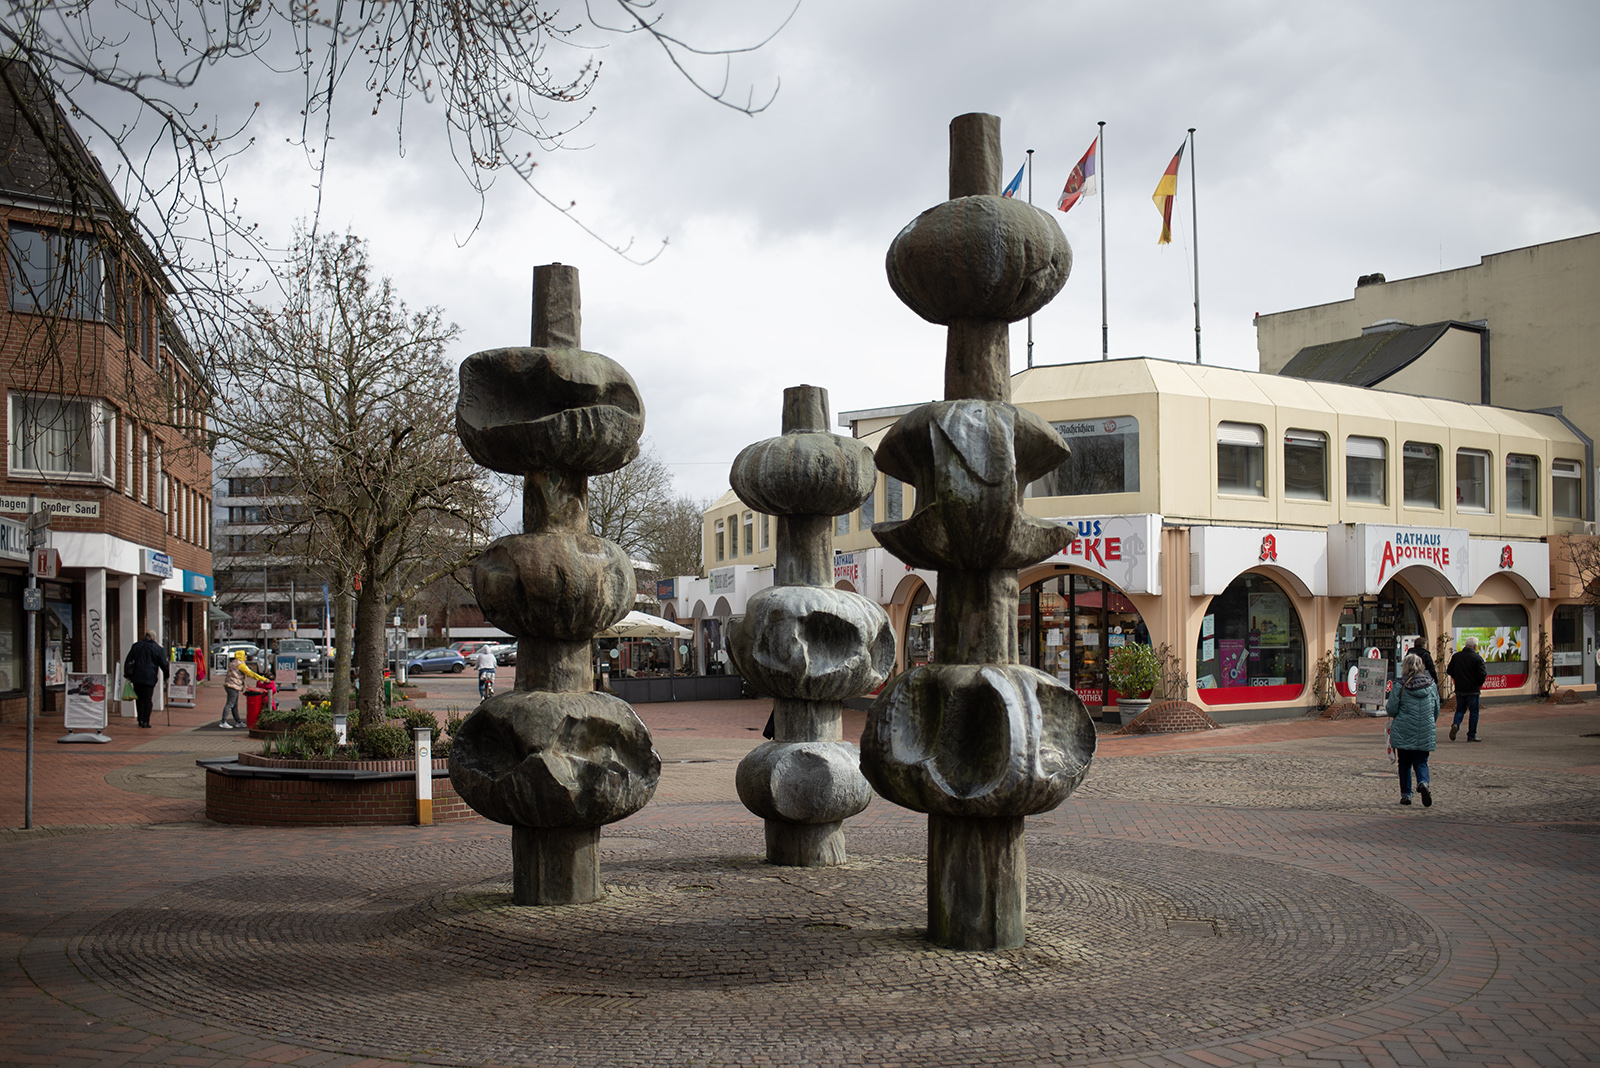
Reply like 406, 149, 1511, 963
1195, 571, 1305, 704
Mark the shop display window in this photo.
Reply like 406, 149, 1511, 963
1505, 454, 1538, 515
905, 585, 933, 669
1333, 583, 1424, 697
1216, 422, 1265, 496
1552, 459, 1583, 519
1452, 603, 1529, 690
1552, 605, 1586, 682
1457, 449, 1490, 511
1019, 572, 1147, 707
1345, 436, 1387, 505
1026, 416, 1140, 497
0, 574, 21, 692
1403, 441, 1441, 509
1283, 428, 1327, 500
1195, 571, 1305, 704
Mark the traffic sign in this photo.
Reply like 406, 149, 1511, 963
23, 587, 41, 611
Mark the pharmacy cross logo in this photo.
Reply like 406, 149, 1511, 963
1500, 544, 1514, 569
1258, 534, 1277, 562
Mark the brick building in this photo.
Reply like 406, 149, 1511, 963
0, 61, 213, 723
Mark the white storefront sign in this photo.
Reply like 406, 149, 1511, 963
141, 549, 174, 578
1326, 523, 1471, 597
0, 517, 27, 561
1189, 525, 1328, 596
1467, 538, 1550, 598
0, 495, 101, 518
709, 567, 735, 593
1042, 513, 1162, 594
834, 552, 862, 589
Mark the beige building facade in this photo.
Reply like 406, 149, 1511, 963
668, 359, 1596, 720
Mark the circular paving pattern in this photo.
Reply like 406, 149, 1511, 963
77, 825, 1439, 1066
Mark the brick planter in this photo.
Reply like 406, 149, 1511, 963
203, 754, 481, 826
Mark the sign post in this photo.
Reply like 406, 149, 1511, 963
22, 498, 50, 827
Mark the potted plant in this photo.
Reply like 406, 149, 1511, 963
1106, 642, 1159, 725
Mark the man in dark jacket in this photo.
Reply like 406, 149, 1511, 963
123, 631, 169, 729
1410, 636, 1438, 687
1445, 635, 1488, 742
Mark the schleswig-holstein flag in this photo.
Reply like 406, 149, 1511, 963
1152, 141, 1185, 244
1000, 162, 1025, 199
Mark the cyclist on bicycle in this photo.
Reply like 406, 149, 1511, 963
473, 645, 498, 700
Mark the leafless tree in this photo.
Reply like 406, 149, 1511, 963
646, 494, 709, 578
210, 228, 496, 724
587, 445, 674, 561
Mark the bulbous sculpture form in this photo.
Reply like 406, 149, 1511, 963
861, 113, 1098, 950
448, 263, 659, 905
727, 384, 891, 867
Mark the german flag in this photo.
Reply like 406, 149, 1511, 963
1152, 142, 1185, 244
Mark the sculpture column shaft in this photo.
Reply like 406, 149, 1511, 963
513, 824, 601, 905
516, 638, 591, 694
944, 320, 1011, 402
933, 570, 1019, 665
927, 814, 1026, 950
524, 468, 588, 534
775, 515, 832, 586
772, 696, 843, 742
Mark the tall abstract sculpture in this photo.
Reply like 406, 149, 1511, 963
728, 385, 894, 866
859, 114, 1098, 949
450, 263, 661, 905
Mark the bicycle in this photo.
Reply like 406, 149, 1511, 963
478, 668, 496, 701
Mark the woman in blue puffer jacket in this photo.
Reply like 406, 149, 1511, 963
1386, 652, 1440, 807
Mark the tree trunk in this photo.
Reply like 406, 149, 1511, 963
355, 579, 388, 727
328, 583, 354, 722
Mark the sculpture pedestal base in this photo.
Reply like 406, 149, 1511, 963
927, 813, 1025, 950
512, 825, 602, 904
765, 819, 847, 867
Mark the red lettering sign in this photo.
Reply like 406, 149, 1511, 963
1499, 544, 1513, 569
1259, 534, 1277, 562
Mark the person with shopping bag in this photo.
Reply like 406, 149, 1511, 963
1386, 652, 1440, 807
220, 649, 269, 729
122, 631, 169, 729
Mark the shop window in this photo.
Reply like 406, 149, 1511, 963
1345, 436, 1387, 505
1027, 416, 1140, 497
743, 511, 754, 555
905, 584, 933, 669
760, 513, 770, 551
1403, 441, 1441, 509
714, 520, 725, 562
1552, 605, 1585, 682
1457, 449, 1490, 511
1452, 603, 1529, 691
1217, 422, 1265, 496
836, 513, 850, 536
1282, 428, 1327, 500
1553, 458, 1584, 518
1194, 572, 1305, 703
885, 475, 905, 521
0, 574, 22, 691
860, 484, 875, 530
1505, 453, 1538, 515
1017, 572, 1147, 708
9, 393, 116, 480
1334, 583, 1425, 697
7, 224, 106, 319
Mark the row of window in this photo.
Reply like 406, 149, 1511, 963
1217, 421, 1583, 517
6, 393, 208, 543
226, 475, 299, 498
7, 223, 162, 365
713, 511, 768, 563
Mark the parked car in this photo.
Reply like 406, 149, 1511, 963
408, 647, 467, 674
488, 641, 518, 666
275, 638, 321, 669
215, 642, 264, 668
450, 640, 494, 659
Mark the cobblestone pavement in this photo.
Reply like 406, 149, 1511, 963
3, 696, 1598, 1066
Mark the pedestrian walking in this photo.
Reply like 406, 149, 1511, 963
220, 649, 269, 729
1446, 635, 1489, 742
1410, 635, 1437, 687
1386, 652, 1439, 807
122, 631, 169, 729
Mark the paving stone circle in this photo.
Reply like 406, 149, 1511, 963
76, 825, 1439, 1066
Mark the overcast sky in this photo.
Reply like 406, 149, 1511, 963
204, 0, 1599, 510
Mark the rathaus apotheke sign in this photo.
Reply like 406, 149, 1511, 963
1327, 523, 1471, 597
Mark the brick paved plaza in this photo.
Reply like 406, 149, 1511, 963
3, 678, 1598, 1066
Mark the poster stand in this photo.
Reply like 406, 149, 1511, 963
58, 672, 112, 744
1355, 655, 1389, 717
168, 655, 197, 708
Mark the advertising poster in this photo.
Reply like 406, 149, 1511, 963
1219, 639, 1250, 687
275, 654, 299, 691
1453, 625, 1529, 689
168, 660, 196, 705
1248, 590, 1291, 648
65, 673, 108, 731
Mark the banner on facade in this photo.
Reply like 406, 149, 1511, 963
710, 567, 736, 593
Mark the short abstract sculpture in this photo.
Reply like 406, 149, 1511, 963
449, 263, 661, 905
859, 114, 1098, 949
728, 385, 894, 866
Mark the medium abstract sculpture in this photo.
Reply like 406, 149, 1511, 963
860, 114, 1098, 949
728, 385, 894, 866
449, 263, 661, 905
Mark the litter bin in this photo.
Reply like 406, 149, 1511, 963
245, 689, 268, 728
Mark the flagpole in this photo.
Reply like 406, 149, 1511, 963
1098, 121, 1107, 361
1188, 127, 1201, 365
1026, 147, 1035, 369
